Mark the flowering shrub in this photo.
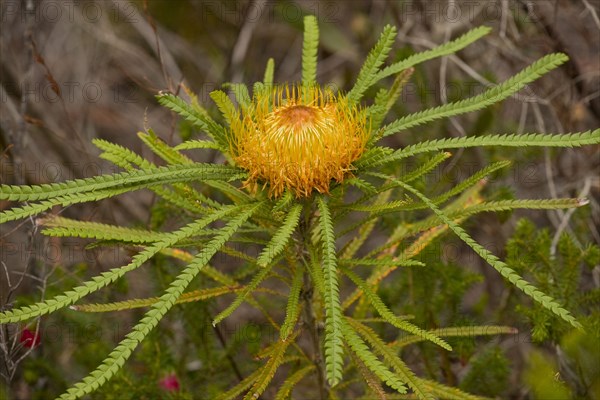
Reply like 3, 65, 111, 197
1, 15, 599, 399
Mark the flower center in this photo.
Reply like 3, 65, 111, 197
279, 105, 318, 127
264, 103, 336, 149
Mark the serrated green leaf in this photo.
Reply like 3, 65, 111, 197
302, 15, 319, 86
0, 206, 241, 324
348, 317, 433, 399
280, 264, 304, 340
382, 53, 569, 137
373, 26, 491, 83
342, 267, 451, 351
156, 92, 229, 149
380, 175, 583, 330
263, 58, 275, 86
57, 203, 262, 399
317, 196, 344, 386
368, 130, 600, 169
341, 319, 406, 393
347, 24, 397, 104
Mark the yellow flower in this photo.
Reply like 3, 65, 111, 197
230, 85, 370, 198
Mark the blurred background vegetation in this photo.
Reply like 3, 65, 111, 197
1, 0, 599, 399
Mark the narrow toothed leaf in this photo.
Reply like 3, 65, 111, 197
256, 204, 302, 267
72, 286, 252, 313
244, 335, 295, 400
347, 24, 397, 104
210, 90, 238, 127
156, 92, 229, 149
301, 15, 319, 86
57, 203, 262, 399
223, 83, 251, 111
341, 319, 407, 393
0, 206, 243, 324
39, 216, 165, 244
377, 175, 583, 330
317, 196, 344, 386
382, 53, 569, 137
174, 140, 221, 151
342, 267, 451, 351
368, 130, 600, 168
280, 264, 304, 340
273, 365, 315, 400
373, 26, 492, 82
391, 326, 518, 349
0, 163, 244, 202
263, 58, 275, 86
212, 264, 274, 326
138, 128, 194, 166
348, 318, 434, 399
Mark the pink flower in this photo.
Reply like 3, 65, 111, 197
159, 373, 180, 391
20, 328, 41, 348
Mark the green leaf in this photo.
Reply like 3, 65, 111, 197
156, 92, 229, 149
203, 180, 252, 204
369, 67, 414, 129
341, 319, 406, 393
263, 58, 275, 86
39, 216, 164, 244
244, 336, 295, 400
342, 267, 451, 351
340, 257, 425, 268
93, 138, 153, 170
383, 176, 583, 330
280, 264, 304, 340
302, 15, 319, 86
365, 161, 511, 213
94, 138, 212, 213
373, 26, 492, 82
347, 24, 397, 104
317, 196, 344, 386
210, 90, 238, 127
138, 129, 194, 166
0, 163, 245, 223
391, 326, 517, 349
223, 83, 251, 111
399, 151, 452, 183
343, 199, 412, 213
256, 204, 302, 267
273, 364, 315, 400
418, 378, 490, 400
0, 206, 242, 324
57, 203, 262, 399
0, 188, 131, 224
382, 53, 569, 137
368, 130, 600, 168
212, 263, 274, 326
0, 163, 244, 202
348, 318, 433, 399
379, 198, 587, 253
353, 146, 394, 170
71, 286, 249, 312
174, 140, 221, 151
215, 369, 262, 400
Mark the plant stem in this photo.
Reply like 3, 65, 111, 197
298, 199, 328, 400
302, 272, 328, 400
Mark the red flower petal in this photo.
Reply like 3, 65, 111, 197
20, 328, 41, 348
159, 374, 180, 391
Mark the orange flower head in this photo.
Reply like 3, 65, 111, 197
230, 85, 370, 198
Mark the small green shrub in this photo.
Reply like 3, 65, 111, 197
1, 15, 599, 399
